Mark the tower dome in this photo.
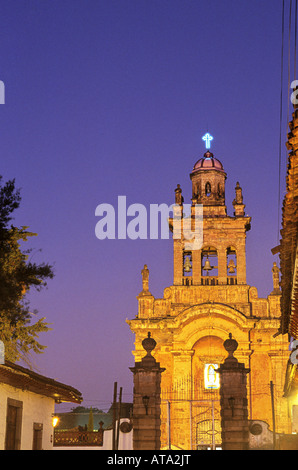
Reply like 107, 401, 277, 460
192, 151, 225, 174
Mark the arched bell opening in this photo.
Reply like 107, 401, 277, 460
227, 246, 237, 285
201, 246, 218, 285
183, 250, 193, 286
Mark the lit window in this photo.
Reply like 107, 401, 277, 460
204, 363, 220, 389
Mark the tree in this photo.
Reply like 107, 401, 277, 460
0, 176, 54, 364
70, 406, 104, 414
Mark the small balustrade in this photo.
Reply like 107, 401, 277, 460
54, 429, 103, 447
182, 276, 193, 286
201, 276, 218, 286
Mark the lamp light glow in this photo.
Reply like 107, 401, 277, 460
52, 416, 59, 428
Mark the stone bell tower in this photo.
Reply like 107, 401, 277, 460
171, 144, 251, 288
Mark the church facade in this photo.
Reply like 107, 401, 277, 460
127, 141, 290, 450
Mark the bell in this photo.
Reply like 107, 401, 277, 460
228, 259, 236, 274
184, 257, 192, 273
203, 258, 212, 271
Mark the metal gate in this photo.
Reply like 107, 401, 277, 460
162, 373, 222, 450
194, 401, 221, 450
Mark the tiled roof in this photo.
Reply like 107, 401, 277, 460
0, 360, 82, 404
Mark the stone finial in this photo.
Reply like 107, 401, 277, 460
142, 332, 156, 357
232, 182, 245, 216
140, 332, 157, 367
223, 333, 238, 362
175, 184, 183, 205
234, 182, 243, 204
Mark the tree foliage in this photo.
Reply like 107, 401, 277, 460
70, 406, 104, 414
0, 176, 54, 364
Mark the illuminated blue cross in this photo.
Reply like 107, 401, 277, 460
202, 132, 213, 149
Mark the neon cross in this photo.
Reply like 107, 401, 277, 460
202, 133, 213, 149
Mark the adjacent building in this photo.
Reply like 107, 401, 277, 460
278, 94, 298, 416
0, 360, 82, 450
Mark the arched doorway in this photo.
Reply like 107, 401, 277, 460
191, 335, 225, 449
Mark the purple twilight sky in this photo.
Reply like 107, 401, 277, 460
0, 0, 296, 412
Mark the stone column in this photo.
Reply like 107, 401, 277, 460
217, 247, 227, 285
130, 333, 165, 450
218, 333, 250, 450
192, 248, 201, 285
236, 239, 247, 284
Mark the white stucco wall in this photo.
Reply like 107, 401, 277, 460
0, 383, 55, 450
102, 421, 133, 450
